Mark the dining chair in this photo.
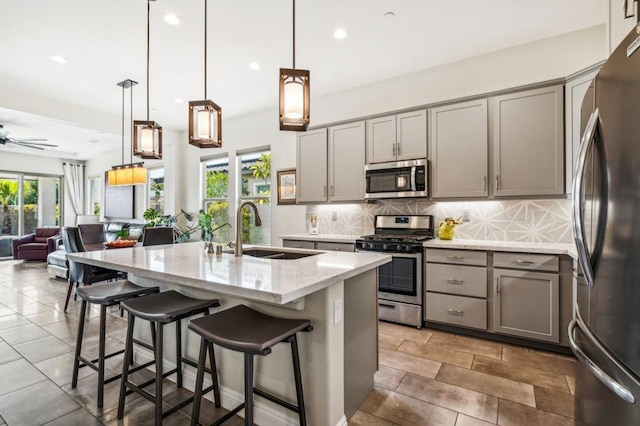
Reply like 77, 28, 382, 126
63, 227, 121, 312
142, 227, 175, 247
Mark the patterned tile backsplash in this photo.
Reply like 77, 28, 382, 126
305, 199, 574, 243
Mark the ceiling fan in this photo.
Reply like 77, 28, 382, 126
0, 124, 59, 150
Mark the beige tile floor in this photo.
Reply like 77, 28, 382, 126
0, 260, 577, 425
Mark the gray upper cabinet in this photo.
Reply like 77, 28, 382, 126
491, 85, 564, 197
493, 268, 560, 343
565, 68, 598, 198
366, 110, 427, 164
430, 99, 488, 198
297, 129, 328, 203
328, 121, 365, 201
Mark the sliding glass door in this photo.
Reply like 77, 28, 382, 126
0, 172, 62, 259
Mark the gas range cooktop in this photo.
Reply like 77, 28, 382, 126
355, 215, 434, 253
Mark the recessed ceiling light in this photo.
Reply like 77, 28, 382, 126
333, 29, 347, 39
164, 14, 180, 25
174, 98, 184, 104
383, 11, 395, 19
49, 55, 67, 64
249, 62, 261, 70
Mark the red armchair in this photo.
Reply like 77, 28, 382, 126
12, 228, 62, 261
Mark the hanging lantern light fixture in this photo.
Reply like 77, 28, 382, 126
133, 0, 163, 159
108, 79, 147, 186
189, 0, 222, 148
279, 0, 310, 131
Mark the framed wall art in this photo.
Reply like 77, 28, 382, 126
277, 168, 296, 205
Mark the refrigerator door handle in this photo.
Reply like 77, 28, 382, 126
572, 108, 599, 288
569, 315, 638, 404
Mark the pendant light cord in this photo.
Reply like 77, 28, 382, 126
146, 0, 151, 121
130, 83, 134, 164
292, 0, 296, 69
204, 0, 208, 99
121, 84, 125, 166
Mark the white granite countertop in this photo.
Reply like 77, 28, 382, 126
424, 238, 577, 258
280, 234, 361, 243
66, 242, 390, 305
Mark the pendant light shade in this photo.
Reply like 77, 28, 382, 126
134, 0, 162, 159
108, 79, 148, 186
188, 0, 222, 148
279, 0, 310, 131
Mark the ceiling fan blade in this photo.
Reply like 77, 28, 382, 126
10, 137, 48, 142
8, 141, 45, 150
8, 139, 58, 147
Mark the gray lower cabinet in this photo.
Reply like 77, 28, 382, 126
282, 239, 355, 252
425, 249, 488, 331
491, 85, 564, 196
493, 268, 560, 343
282, 239, 316, 250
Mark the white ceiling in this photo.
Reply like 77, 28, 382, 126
0, 0, 606, 159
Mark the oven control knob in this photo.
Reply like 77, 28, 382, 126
382, 244, 389, 250
367, 243, 375, 249
396, 244, 403, 251
405, 246, 413, 253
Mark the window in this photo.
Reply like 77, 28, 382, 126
148, 167, 164, 214
238, 150, 271, 245
87, 176, 101, 216
202, 156, 230, 242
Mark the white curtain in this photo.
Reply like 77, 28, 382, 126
63, 162, 84, 217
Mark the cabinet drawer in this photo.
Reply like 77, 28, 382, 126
493, 252, 559, 272
282, 240, 316, 250
426, 293, 487, 330
426, 264, 487, 298
316, 242, 355, 252
426, 249, 487, 266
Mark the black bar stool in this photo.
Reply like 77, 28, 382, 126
188, 304, 313, 426
117, 290, 221, 426
72, 280, 160, 408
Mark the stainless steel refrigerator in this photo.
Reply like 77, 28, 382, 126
571, 26, 640, 424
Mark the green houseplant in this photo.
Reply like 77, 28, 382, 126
143, 208, 230, 243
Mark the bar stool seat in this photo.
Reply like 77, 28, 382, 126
72, 280, 160, 408
117, 290, 221, 426
188, 304, 313, 426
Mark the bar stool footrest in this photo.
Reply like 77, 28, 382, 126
253, 387, 300, 413
78, 349, 126, 372
210, 402, 245, 426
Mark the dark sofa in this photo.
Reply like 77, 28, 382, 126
13, 228, 62, 261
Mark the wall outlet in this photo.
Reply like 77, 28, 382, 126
462, 209, 471, 222
334, 299, 343, 324
332, 210, 338, 221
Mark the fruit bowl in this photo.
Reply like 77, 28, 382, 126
104, 240, 137, 249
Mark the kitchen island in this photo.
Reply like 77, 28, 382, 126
67, 242, 390, 426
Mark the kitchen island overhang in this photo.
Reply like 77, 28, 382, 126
67, 243, 390, 426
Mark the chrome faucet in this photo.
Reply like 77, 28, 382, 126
234, 201, 262, 257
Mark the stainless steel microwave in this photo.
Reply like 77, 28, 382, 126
365, 159, 428, 199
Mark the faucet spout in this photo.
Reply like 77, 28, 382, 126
235, 201, 262, 257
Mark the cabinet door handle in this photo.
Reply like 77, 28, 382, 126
446, 278, 464, 284
447, 308, 464, 316
292, 245, 303, 248
392, 144, 396, 156
482, 176, 487, 191
496, 277, 501, 294
323, 185, 327, 197
447, 255, 464, 261
397, 142, 401, 155
330, 185, 334, 196
515, 260, 535, 266
495, 175, 500, 191
379, 303, 396, 309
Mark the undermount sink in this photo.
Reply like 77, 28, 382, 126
226, 248, 319, 259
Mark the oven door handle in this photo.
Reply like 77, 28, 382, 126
378, 303, 397, 309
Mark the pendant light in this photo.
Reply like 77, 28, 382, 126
108, 79, 147, 186
133, 0, 163, 159
189, 0, 222, 148
279, 0, 310, 131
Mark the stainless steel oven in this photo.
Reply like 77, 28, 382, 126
355, 215, 433, 328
